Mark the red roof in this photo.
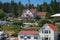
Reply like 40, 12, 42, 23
48, 23, 58, 31
18, 30, 38, 35
30, 9, 36, 14
37, 12, 47, 16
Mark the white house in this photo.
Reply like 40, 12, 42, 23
21, 9, 47, 19
18, 23, 58, 40
39, 23, 58, 40
18, 30, 40, 40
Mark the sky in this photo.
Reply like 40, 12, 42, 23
0, 0, 60, 6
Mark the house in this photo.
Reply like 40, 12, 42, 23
39, 23, 58, 40
21, 9, 35, 20
21, 9, 47, 20
18, 23, 58, 40
18, 30, 40, 40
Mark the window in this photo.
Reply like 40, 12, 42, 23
42, 30, 51, 34
27, 36, 31, 39
34, 36, 38, 39
20, 36, 24, 39
45, 30, 48, 33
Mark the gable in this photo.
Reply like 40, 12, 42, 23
40, 23, 58, 32
21, 9, 34, 18
41, 23, 51, 30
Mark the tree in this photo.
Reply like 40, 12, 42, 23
2, 25, 22, 37
0, 1, 3, 9
42, 2, 48, 12
3, 2, 10, 13
0, 9, 6, 19
50, 0, 58, 13
18, 1, 22, 17
36, 4, 42, 12
38, 19, 52, 27
58, 2, 60, 13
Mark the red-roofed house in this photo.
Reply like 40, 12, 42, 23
18, 30, 40, 40
21, 9, 47, 19
18, 23, 58, 40
39, 23, 58, 40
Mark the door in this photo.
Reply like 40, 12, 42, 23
45, 37, 48, 40
24, 35, 27, 40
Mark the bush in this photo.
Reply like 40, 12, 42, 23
13, 21, 23, 26
0, 9, 6, 19
38, 19, 52, 27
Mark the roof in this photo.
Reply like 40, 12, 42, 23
22, 9, 47, 18
18, 30, 38, 35
48, 23, 58, 31
51, 13, 60, 17
30, 9, 36, 14
37, 12, 47, 16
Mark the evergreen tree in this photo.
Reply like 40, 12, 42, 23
18, 1, 22, 17
3, 2, 10, 13
36, 4, 42, 12
59, 2, 60, 13
42, 2, 48, 12
0, 1, 3, 9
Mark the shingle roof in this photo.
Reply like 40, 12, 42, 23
18, 30, 38, 35
48, 23, 58, 31
37, 12, 47, 16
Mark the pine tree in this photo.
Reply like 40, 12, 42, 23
0, 1, 3, 9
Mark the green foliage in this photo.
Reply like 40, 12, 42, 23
22, 27, 40, 31
36, 4, 42, 12
0, 9, 6, 19
2, 25, 22, 37
38, 19, 52, 27
13, 21, 23, 26
27, 20, 35, 23
46, 13, 54, 18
